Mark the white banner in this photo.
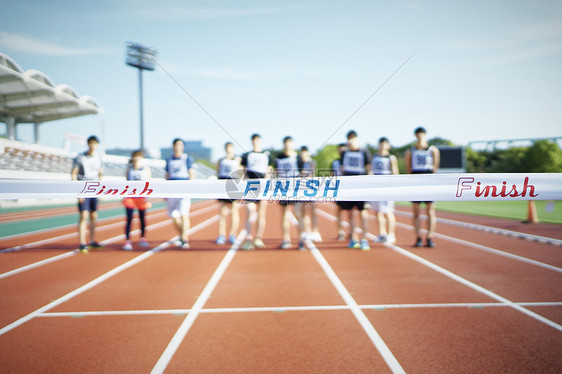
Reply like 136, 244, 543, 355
0, 174, 560, 201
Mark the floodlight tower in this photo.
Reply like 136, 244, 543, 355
126, 42, 157, 153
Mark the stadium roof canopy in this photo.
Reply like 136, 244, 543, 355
0, 52, 103, 136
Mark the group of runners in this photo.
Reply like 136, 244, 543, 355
71, 127, 439, 253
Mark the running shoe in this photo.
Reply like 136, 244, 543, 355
280, 241, 292, 249
139, 238, 149, 247
298, 241, 306, 250
337, 232, 346, 241
180, 239, 190, 249
228, 235, 237, 244
414, 237, 423, 247
425, 238, 435, 248
254, 238, 265, 248
386, 234, 396, 244
360, 239, 371, 251
377, 235, 387, 243
311, 232, 323, 242
123, 240, 133, 251
78, 243, 89, 254
89, 241, 103, 249
348, 240, 360, 249
216, 235, 226, 245
241, 240, 255, 250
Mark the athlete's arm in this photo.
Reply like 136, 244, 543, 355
431, 146, 440, 173
405, 149, 412, 174
390, 155, 399, 175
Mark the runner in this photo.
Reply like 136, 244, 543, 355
275, 136, 305, 249
216, 142, 241, 245
340, 130, 371, 250
332, 143, 347, 241
165, 138, 195, 249
299, 145, 322, 243
240, 134, 273, 250
122, 150, 152, 251
70, 135, 103, 253
370, 137, 398, 244
405, 127, 440, 247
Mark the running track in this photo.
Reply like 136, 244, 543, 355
0, 199, 561, 373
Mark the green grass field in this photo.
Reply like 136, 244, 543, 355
399, 200, 562, 225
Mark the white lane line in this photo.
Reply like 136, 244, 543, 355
394, 209, 562, 247
316, 208, 561, 273
0, 203, 218, 278
0, 202, 215, 253
36, 301, 562, 318
316, 207, 562, 332
0, 213, 220, 336
387, 243, 562, 332
150, 227, 249, 374
0, 251, 77, 280
395, 221, 562, 273
307, 240, 405, 374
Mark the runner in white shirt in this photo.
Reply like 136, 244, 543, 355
275, 136, 305, 250
165, 138, 195, 249
71, 135, 103, 253
240, 134, 273, 250
370, 137, 399, 244
404, 127, 440, 247
122, 150, 152, 251
216, 142, 242, 245
340, 130, 371, 250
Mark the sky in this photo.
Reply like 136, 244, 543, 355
1, 0, 561, 160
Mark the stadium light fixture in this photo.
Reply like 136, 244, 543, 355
125, 42, 157, 153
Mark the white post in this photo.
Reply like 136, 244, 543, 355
34, 122, 41, 144
6, 117, 16, 140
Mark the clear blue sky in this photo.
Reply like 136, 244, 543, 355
1, 0, 561, 159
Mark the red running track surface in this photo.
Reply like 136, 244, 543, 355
0, 200, 560, 373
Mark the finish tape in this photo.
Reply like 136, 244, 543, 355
0, 173, 560, 201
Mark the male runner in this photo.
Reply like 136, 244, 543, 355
340, 130, 371, 250
240, 134, 272, 250
404, 127, 440, 247
299, 145, 322, 243
71, 135, 103, 253
165, 138, 195, 249
370, 137, 399, 244
216, 142, 241, 245
332, 143, 347, 241
275, 136, 304, 249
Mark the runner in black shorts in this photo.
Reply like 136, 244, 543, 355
240, 134, 273, 250
405, 127, 440, 247
275, 136, 304, 249
340, 130, 371, 250
71, 135, 103, 253
332, 143, 347, 240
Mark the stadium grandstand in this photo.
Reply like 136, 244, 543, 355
0, 52, 214, 206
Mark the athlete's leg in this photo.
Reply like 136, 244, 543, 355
218, 201, 228, 237
125, 208, 134, 240
255, 200, 268, 240
229, 201, 240, 237
426, 202, 436, 238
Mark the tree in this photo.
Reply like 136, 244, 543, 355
522, 140, 562, 172
312, 144, 340, 176
465, 147, 487, 173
